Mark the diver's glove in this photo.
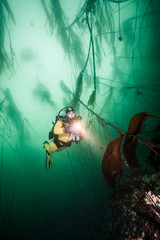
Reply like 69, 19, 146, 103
72, 135, 83, 143
65, 126, 74, 133
69, 126, 74, 132
73, 135, 76, 142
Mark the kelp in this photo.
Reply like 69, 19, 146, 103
0, 91, 15, 151
0, 0, 15, 73
71, 35, 92, 107
123, 138, 140, 171
41, 0, 118, 108
59, 80, 123, 140
86, 10, 97, 106
40, 0, 53, 30
71, 71, 83, 107
102, 112, 160, 188
1, 0, 15, 24
123, 112, 149, 171
41, 0, 85, 69
0, 89, 30, 141
32, 82, 56, 109
87, 89, 96, 107
126, 111, 146, 135
3, 89, 23, 135
60, 80, 73, 106
98, 0, 116, 51
102, 134, 125, 187
0, 89, 34, 159
4, 88, 23, 131
66, 0, 116, 52
60, 80, 72, 97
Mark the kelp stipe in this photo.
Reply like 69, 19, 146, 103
41, 0, 117, 109
71, 34, 92, 107
71, 71, 83, 108
86, 9, 97, 107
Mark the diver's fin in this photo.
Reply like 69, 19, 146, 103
46, 151, 53, 170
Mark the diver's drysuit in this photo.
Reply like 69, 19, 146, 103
43, 107, 84, 170
44, 119, 73, 154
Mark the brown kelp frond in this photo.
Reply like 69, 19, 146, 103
102, 135, 125, 187
126, 112, 149, 140
123, 112, 149, 164
123, 138, 140, 172
123, 112, 160, 171
101, 112, 160, 187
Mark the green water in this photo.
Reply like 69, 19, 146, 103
0, 0, 160, 239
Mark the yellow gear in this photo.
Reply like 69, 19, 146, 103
43, 120, 73, 170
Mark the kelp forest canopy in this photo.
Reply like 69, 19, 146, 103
1, 0, 160, 163
0, 0, 160, 239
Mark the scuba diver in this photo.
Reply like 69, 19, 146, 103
43, 106, 85, 170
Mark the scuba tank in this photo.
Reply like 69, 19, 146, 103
48, 116, 58, 140
48, 106, 79, 140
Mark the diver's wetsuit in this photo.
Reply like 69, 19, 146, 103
43, 111, 84, 169
44, 120, 73, 154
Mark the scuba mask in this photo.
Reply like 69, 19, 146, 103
66, 111, 76, 119
66, 106, 76, 120
58, 106, 76, 125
